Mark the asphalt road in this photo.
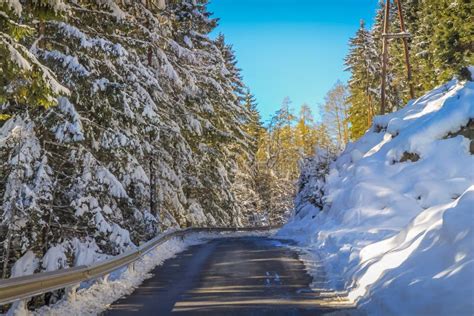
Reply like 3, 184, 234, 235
105, 237, 351, 316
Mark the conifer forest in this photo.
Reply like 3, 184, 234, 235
0, 1, 473, 315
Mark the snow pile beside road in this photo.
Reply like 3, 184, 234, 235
28, 233, 205, 316
279, 75, 474, 315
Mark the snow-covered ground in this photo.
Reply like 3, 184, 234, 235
279, 74, 474, 315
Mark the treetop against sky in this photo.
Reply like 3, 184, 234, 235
209, 0, 378, 122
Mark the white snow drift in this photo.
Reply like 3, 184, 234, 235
279, 73, 474, 315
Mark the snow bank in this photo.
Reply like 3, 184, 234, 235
31, 233, 203, 316
279, 76, 474, 315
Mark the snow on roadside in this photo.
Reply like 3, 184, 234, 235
278, 74, 474, 315
32, 237, 195, 316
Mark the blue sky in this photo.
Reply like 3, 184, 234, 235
208, 0, 378, 123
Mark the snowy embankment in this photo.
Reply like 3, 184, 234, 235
279, 74, 474, 315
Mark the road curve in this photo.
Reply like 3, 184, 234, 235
105, 237, 351, 315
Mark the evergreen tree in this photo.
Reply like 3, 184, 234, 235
0, 0, 264, 281
235, 90, 265, 225
0, 0, 69, 280
345, 20, 379, 140
414, 0, 473, 85
0, 1, 68, 121
216, 36, 263, 225
243, 90, 263, 155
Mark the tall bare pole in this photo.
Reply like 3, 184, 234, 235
380, 0, 415, 115
380, 0, 391, 115
395, 0, 415, 99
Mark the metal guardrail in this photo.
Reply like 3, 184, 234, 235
0, 226, 279, 306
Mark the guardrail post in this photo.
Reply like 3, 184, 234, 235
65, 284, 80, 303
128, 262, 135, 273
98, 273, 110, 284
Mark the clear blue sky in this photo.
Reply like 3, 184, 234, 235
208, 0, 378, 123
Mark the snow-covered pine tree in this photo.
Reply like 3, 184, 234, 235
171, 1, 252, 226
294, 148, 334, 219
232, 89, 263, 225
0, 0, 69, 280
0, 0, 68, 119
0, 0, 261, 281
0, 116, 56, 278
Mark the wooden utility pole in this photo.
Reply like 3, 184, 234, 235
395, 0, 415, 100
380, 0, 415, 115
380, 0, 391, 115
